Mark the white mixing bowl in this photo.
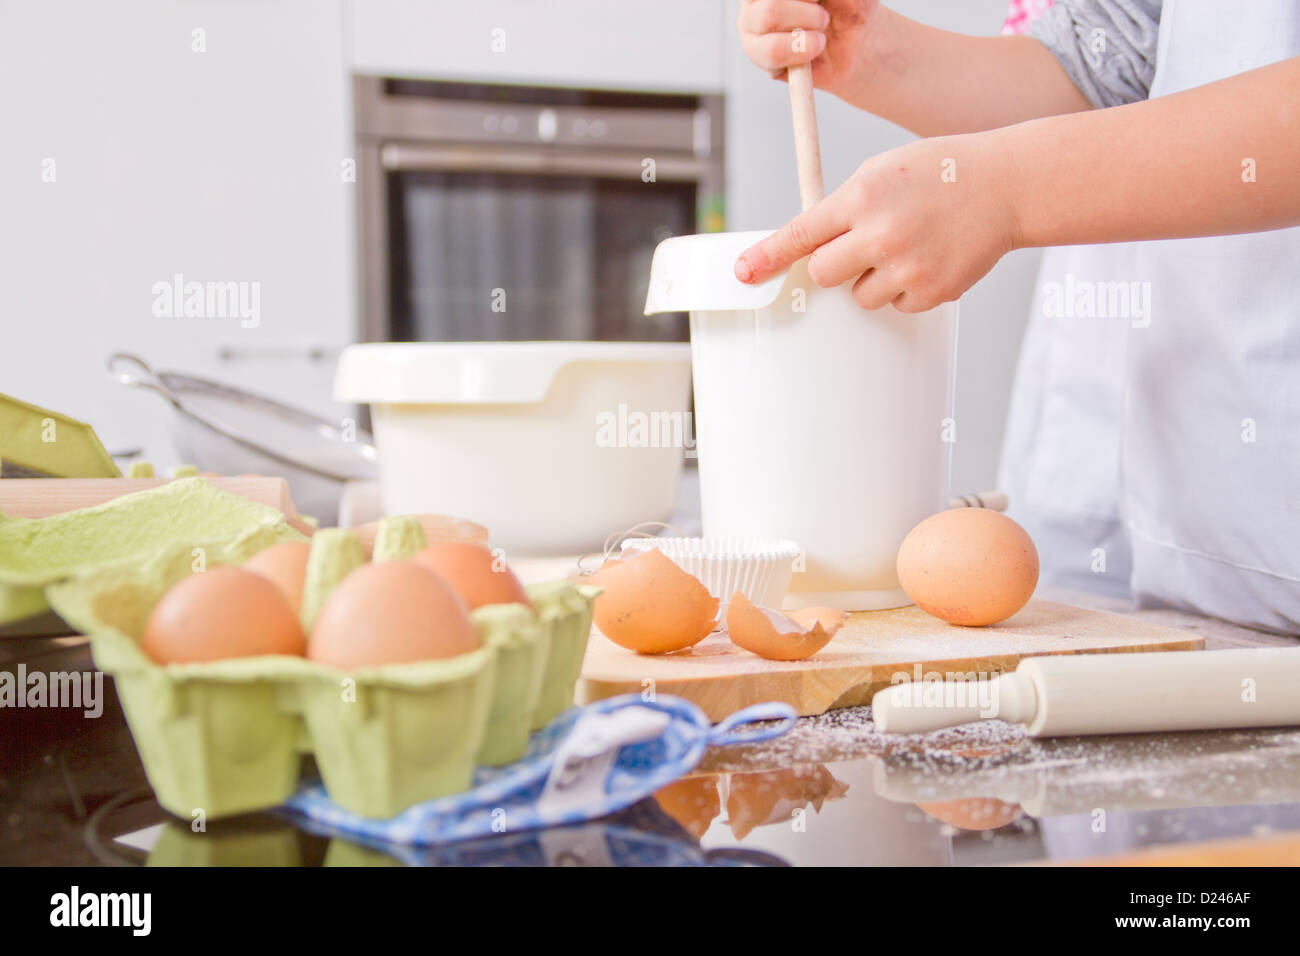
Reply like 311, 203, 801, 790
334, 342, 693, 555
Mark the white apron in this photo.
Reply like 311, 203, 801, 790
999, 0, 1300, 632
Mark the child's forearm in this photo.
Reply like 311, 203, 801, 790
848, 8, 1092, 136
1004, 57, 1300, 248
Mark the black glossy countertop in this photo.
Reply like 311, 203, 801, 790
7, 617, 1300, 867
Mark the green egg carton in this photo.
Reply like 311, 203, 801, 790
471, 603, 551, 766
147, 818, 401, 867
322, 840, 403, 867
0, 391, 121, 478
296, 648, 495, 817
147, 820, 304, 867
47, 531, 497, 821
527, 580, 600, 730
0, 476, 303, 628
46, 525, 600, 822
49, 528, 316, 819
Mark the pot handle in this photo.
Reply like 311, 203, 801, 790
106, 353, 176, 405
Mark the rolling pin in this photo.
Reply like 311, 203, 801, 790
872, 647, 1300, 737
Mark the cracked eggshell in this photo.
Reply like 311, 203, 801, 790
725, 592, 839, 661
589, 548, 719, 654
786, 605, 848, 635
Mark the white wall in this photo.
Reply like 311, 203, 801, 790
351, 0, 727, 91
0, 0, 355, 467
724, 0, 1042, 495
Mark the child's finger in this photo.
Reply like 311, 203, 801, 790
743, 30, 827, 72
851, 268, 905, 312
734, 201, 848, 284
807, 230, 875, 289
738, 0, 832, 38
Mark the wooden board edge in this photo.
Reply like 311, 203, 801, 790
579, 635, 1207, 721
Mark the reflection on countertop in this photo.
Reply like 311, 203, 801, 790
6, 634, 1300, 866
684, 705, 1300, 865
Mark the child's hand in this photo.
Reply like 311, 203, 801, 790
733, 133, 1022, 313
737, 0, 886, 100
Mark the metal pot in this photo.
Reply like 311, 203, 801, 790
108, 353, 377, 525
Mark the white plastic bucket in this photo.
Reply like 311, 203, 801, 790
645, 231, 957, 610
334, 342, 693, 555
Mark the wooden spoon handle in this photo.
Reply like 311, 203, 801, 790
788, 61, 824, 212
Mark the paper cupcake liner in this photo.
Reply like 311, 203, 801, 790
619, 537, 801, 609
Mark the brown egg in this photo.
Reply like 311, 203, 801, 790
589, 549, 719, 654
726, 592, 841, 661
411, 542, 530, 609
142, 565, 306, 664
243, 540, 311, 613
916, 798, 1021, 831
896, 509, 1039, 627
308, 560, 479, 669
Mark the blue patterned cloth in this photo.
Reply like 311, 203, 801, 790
282, 694, 795, 848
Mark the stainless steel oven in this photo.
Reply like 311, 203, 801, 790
354, 76, 725, 344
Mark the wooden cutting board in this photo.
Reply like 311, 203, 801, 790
578, 600, 1205, 721
0, 476, 317, 536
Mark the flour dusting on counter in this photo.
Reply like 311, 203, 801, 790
698, 705, 1026, 773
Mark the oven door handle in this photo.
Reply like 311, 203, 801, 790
379, 142, 712, 182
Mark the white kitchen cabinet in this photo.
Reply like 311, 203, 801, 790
350, 0, 727, 91
0, 0, 355, 467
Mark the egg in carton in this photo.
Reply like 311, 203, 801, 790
48, 518, 597, 821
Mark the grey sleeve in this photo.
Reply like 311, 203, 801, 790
1027, 0, 1163, 108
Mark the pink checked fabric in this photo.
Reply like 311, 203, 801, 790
1001, 0, 1053, 35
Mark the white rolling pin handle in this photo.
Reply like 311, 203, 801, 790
871, 672, 1038, 734
1019, 647, 1300, 736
